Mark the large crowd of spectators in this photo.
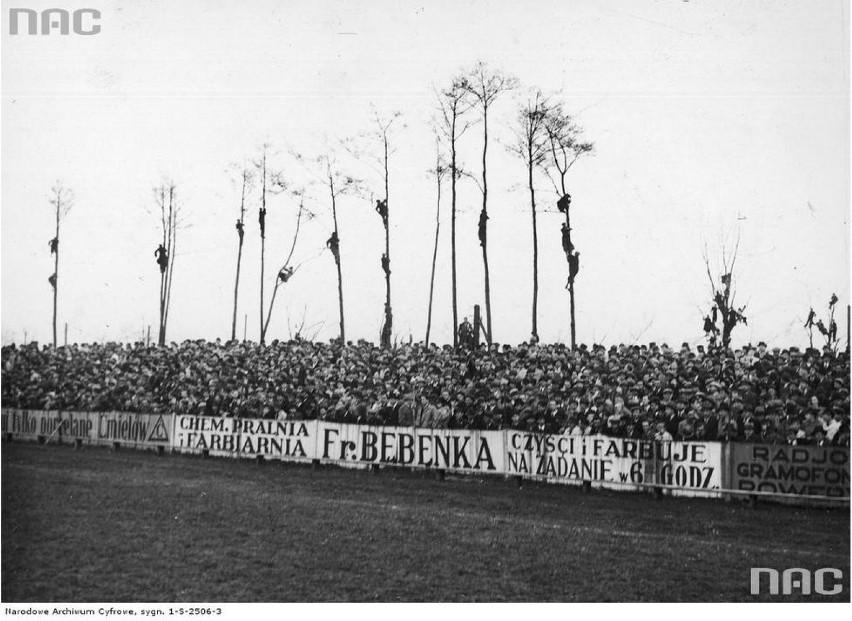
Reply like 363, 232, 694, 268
2, 338, 849, 445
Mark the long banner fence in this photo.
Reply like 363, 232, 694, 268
2, 409, 848, 505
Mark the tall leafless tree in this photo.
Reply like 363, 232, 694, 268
425, 136, 448, 345
461, 62, 517, 345
47, 182, 73, 349
153, 181, 181, 346
318, 153, 360, 345
230, 165, 253, 341
542, 101, 594, 349
509, 89, 550, 341
253, 143, 287, 344
702, 235, 747, 349
370, 111, 402, 348
435, 78, 474, 348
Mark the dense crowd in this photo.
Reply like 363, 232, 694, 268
2, 338, 849, 445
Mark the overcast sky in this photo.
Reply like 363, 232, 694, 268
1, 0, 849, 349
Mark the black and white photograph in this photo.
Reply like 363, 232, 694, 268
1, 0, 850, 609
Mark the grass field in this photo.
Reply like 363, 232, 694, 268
2, 442, 849, 603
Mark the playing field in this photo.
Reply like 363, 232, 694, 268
2, 442, 849, 602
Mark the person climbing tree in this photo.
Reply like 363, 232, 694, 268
258, 206, 267, 239
375, 199, 388, 224
566, 251, 580, 288
478, 208, 488, 248
48, 237, 58, 254
326, 231, 340, 262
154, 244, 169, 274
381, 253, 390, 276
561, 222, 574, 257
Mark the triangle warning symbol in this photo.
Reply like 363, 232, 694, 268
148, 415, 170, 443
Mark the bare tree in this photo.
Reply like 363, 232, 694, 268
702, 236, 747, 349
425, 135, 448, 345
368, 110, 403, 348
153, 181, 181, 346
230, 165, 253, 341
508, 89, 550, 341
47, 182, 73, 349
435, 77, 474, 348
318, 153, 360, 345
260, 191, 309, 343
542, 101, 594, 349
461, 61, 517, 345
253, 143, 287, 345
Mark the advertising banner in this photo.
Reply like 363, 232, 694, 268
1, 409, 64, 439
505, 432, 723, 496
731, 443, 850, 497
89, 411, 174, 449
173, 415, 315, 461
1, 409, 173, 449
4, 409, 849, 504
317, 423, 505, 474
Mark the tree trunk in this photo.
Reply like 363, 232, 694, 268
259, 153, 267, 345
481, 242, 492, 344
425, 172, 441, 345
335, 256, 345, 344
569, 280, 576, 349
259, 234, 265, 345
231, 234, 243, 341
450, 115, 459, 349
231, 177, 247, 342
565, 206, 576, 350
528, 158, 538, 340
52, 210, 59, 349
331, 183, 345, 344
480, 107, 492, 344
381, 137, 393, 348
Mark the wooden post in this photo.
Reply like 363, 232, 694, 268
64, 323, 67, 347
146, 325, 151, 347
